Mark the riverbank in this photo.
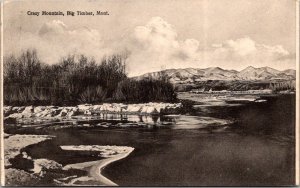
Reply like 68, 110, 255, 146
4, 134, 53, 168
58, 145, 135, 186
4, 133, 135, 186
4, 102, 182, 121
4, 134, 54, 185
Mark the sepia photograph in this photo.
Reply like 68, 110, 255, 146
1, 0, 298, 186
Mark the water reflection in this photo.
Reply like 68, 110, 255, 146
90, 114, 233, 129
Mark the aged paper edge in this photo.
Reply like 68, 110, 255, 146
0, 0, 298, 186
0, 0, 4, 185
296, 0, 299, 185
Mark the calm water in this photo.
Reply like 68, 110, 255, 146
5, 94, 295, 186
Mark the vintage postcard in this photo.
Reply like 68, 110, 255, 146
1, 0, 299, 186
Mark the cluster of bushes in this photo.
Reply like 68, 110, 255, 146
4, 49, 176, 105
113, 79, 176, 103
269, 81, 296, 92
175, 80, 296, 92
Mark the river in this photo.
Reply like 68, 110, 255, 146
4, 93, 295, 186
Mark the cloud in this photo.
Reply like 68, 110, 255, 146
5, 18, 295, 76
204, 37, 294, 70
7, 20, 111, 64
210, 37, 290, 59
38, 20, 68, 35
125, 17, 201, 76
125, 18, 294, 76
220, 37, 257, 56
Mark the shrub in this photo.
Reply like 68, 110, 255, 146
4, 49, 177, 105
113, 79, 177, 103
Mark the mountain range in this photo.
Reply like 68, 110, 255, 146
134, 66, 296, 84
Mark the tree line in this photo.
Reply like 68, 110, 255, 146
4, 49, 176, 105
175, 80, 296, 92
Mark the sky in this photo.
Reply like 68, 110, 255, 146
4, 0, 297, 76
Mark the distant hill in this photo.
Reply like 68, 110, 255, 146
134, 66, 296, 84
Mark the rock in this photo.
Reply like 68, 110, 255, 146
22, 106, 34, 114
77, 104, 92, 112
13, 106, 25, 113
20, 106, 34, 118
3, 102, 183, 122
146, 106, 158, 114
4, 106, 12, 116
5, 168, 41, 186
92, 105, 102, 111
35, 109, 50, 117
96, 123, 108, 128
32, 159, 62, 175
52, 108, 62, 116
84, 110, 92, 115
140, 106, 148, 113
8, 113, 23, 119
22, 152, 32, 159
11, 107, 19, 111
67, 109, 77, 117
56, 108, 68, 117
160, 103, 182, 114
7, 106, 25, 115
105, 105, 117, 112
33, 106, 45, 113
126, 105, 141, 113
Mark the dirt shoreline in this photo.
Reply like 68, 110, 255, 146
4, 134, 54, 186
91, 148, 134, 186
4, 134, 135, 186
4, 134, 53, 168
62, 146, 134, 186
